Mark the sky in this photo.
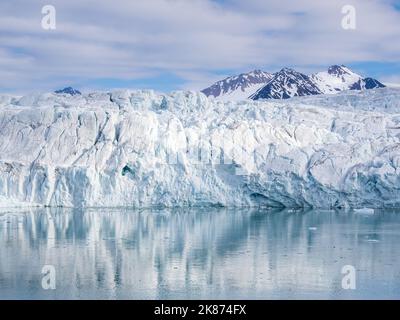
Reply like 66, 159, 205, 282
0, 0, 399, 94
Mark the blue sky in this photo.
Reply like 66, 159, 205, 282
0, 0, 399, 94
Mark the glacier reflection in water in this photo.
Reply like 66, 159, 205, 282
0, 208, 399, 299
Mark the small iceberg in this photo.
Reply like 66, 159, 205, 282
353, 208, 375, 215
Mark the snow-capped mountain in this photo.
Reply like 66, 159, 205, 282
310, 65, 361, 94
55, 87, 82, 96
202, 65, 385, 101
201, 70, 273, 101
310, 65, 385, 94
250, 68, 322, 100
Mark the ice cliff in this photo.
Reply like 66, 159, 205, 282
1, 88, 400, 209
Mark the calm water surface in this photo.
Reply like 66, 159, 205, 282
0, 208, 399, 299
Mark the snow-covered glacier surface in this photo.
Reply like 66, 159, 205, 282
1, 88, 400, 209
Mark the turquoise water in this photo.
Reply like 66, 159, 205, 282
0, 208, 399, 299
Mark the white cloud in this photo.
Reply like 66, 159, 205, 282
0, 0, 399, 92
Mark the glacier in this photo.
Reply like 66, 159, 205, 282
1, 87, 400, 209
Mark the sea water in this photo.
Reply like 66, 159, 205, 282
0, 207, 399, 299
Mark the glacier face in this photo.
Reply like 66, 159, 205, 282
1, 88, 400, 209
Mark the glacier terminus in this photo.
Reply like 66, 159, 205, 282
1, 87, 400, 209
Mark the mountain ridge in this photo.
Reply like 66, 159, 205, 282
202, 65, 385, 101
201, 70, 273, 101
250, 68, 323, 100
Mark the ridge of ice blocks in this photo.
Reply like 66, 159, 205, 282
1, 88, 400, 209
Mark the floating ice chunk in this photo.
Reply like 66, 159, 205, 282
353, 208, 375, 215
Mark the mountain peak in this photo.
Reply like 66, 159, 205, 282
279, 67, 297, 74
55, 87, 82, 96
327, 65, 352, 76
251, 68, 322, 100
312, 65, 364, 94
